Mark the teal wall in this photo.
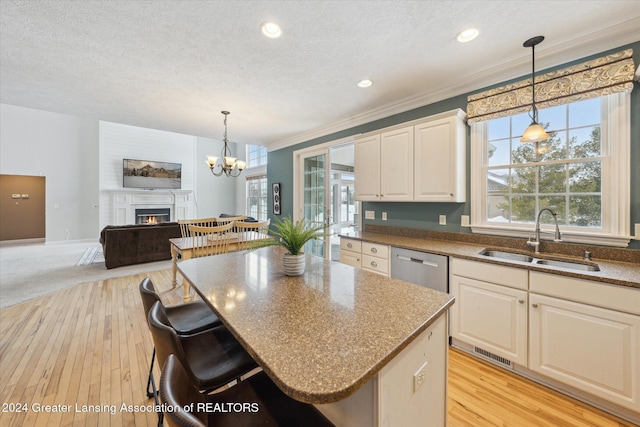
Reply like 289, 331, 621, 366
268, 41, 640, 248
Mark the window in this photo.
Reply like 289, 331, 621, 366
246, 175, 268, 221
471, 93, 630, 246
247, 145, 267, 168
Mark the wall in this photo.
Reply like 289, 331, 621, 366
268, 41, 640, 249
194, 136, 238, 217
0, 104, 99, 242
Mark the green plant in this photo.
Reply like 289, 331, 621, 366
253, 216, 328, 255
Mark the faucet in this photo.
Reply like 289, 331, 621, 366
527, 208, 562, 254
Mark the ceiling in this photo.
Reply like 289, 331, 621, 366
1, 1, 639, 151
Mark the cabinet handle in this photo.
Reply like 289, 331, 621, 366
347, 243, 352, 248
357, 258, 360, 262
532, 303, 538, 308
371, 260, 378, 267
518, 299, 524, 304
370, 247, 377, 254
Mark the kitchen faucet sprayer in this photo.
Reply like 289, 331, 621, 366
527, 208, 562, 254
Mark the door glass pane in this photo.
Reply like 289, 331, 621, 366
303, 154, 326, 257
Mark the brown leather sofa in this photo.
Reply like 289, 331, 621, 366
100, 222, 181, 269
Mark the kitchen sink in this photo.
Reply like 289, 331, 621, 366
479, 249, 534, 263
478, 249, 600, 272
535, 259, 600, 272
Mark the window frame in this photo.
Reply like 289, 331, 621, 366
245, 174, 268, 221
470, 92, 630, 247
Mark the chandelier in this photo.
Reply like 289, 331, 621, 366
520, 36, 550, 143
206, 111, 246, 177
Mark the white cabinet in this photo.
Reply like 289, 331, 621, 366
529, 273, 640, 413
354, 126, 413, 201
354, 109, 466, 203
414, 111, 466, 202
339, 238, 362, 269
339, 238, 389, 276
450, 259, 528, 366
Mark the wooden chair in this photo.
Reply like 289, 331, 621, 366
235, 219, 270, 250
177, 217, 218, 239
215, 215, 247, 227
187, 222, 235, 258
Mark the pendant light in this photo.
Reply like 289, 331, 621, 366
520, 36, 550, 143
205, 111, 246, 177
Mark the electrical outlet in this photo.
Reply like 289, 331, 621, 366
413, 361, 428, 392
461, 215, 470, 227
365, 210, 375, 220
439, 215, 446, 226
382, 212, 387, 221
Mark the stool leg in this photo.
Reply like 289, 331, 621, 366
146, 347, 156, 398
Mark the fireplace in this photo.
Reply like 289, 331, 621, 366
136, 208, 171, 224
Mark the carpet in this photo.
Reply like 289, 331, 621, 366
75, 247, 105, 266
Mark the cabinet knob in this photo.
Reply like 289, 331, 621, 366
347, 243, 352, 248
532, 303, 538, 308
371, 260, 378, 267
357, 258, 360, 262
370, 247, 377, 254
518, 299, 525, 304
450, 193, 454, 197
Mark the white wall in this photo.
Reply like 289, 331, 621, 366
0, 104, 100, 242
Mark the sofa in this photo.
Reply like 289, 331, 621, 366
99, 222, 182, 269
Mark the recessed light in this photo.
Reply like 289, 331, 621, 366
357, 79, 373, 88
456, 28, 479, 43
260, 21, 282, 38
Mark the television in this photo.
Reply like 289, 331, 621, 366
123, 159, 182, 190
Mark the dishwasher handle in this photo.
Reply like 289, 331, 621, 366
395, 254, 439, 268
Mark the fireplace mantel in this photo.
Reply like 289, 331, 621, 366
108, 189, 194, 225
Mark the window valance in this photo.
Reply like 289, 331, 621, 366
466, 49, 635, 123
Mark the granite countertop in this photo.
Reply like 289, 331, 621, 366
340, 230, 640, 289
177, 246, 454, 404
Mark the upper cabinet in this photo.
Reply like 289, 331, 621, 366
354, 109, 466, 203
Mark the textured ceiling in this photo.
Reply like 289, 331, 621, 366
1, 1, 639, 150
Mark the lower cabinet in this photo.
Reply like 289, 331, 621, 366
450, 275, 528, 366
339, 238, 389, 276
529, 279, 640, 413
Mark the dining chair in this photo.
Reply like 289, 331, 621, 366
147, 301, 259, 393
177, 217, 219, 239
235, 219, 270, 250
187, 222, 234, 258
160, 354, 335, 427
138, 278, 221, 400
214, 215, 247, 226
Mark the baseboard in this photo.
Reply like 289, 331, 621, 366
0, 238, 45, 246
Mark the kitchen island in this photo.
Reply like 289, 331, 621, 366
177, 246, 454, 427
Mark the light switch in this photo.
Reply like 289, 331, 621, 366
11, 194, 21, 199
461, 215, 470, 227
21, 194, 29, 199
382, 212, 387, 221
439, 215, 446, 225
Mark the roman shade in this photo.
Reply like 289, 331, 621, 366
466, 49, 635, 124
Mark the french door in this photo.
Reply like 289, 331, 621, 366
297, 148, 330, 257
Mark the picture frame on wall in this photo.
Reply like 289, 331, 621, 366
272, 183, 281, 215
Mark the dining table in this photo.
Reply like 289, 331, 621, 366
170, 231, 270, 302
177, 246, 454, 427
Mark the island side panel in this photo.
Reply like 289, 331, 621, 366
314, 312, 448, 427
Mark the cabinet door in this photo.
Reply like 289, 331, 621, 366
414, 117, 465, 202
340, 250, 361, 269
529, 294, 640, 411
450, 275, 528, 366
380, 126, 414, 201
354, 135, 381, 201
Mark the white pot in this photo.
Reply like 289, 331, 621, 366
282, 253, 305, 276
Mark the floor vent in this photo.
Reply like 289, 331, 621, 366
474, 347, 512, 368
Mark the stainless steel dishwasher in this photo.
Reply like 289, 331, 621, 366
390, 247, 448, 292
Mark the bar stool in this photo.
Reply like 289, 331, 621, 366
160, 354, 334, 427
148, 301, 258, 392
139, 278, 222, 399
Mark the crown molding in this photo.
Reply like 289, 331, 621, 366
266, 18, 640, 152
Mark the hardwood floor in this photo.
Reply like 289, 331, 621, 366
0, 269, 635, 427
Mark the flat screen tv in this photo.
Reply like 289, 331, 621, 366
123, 159, 182, 190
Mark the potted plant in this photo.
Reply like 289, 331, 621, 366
253, 216, 328, 276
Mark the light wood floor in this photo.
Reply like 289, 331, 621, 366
0, 269, 636, 427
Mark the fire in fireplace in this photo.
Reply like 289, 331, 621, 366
136, 208, 171, 224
